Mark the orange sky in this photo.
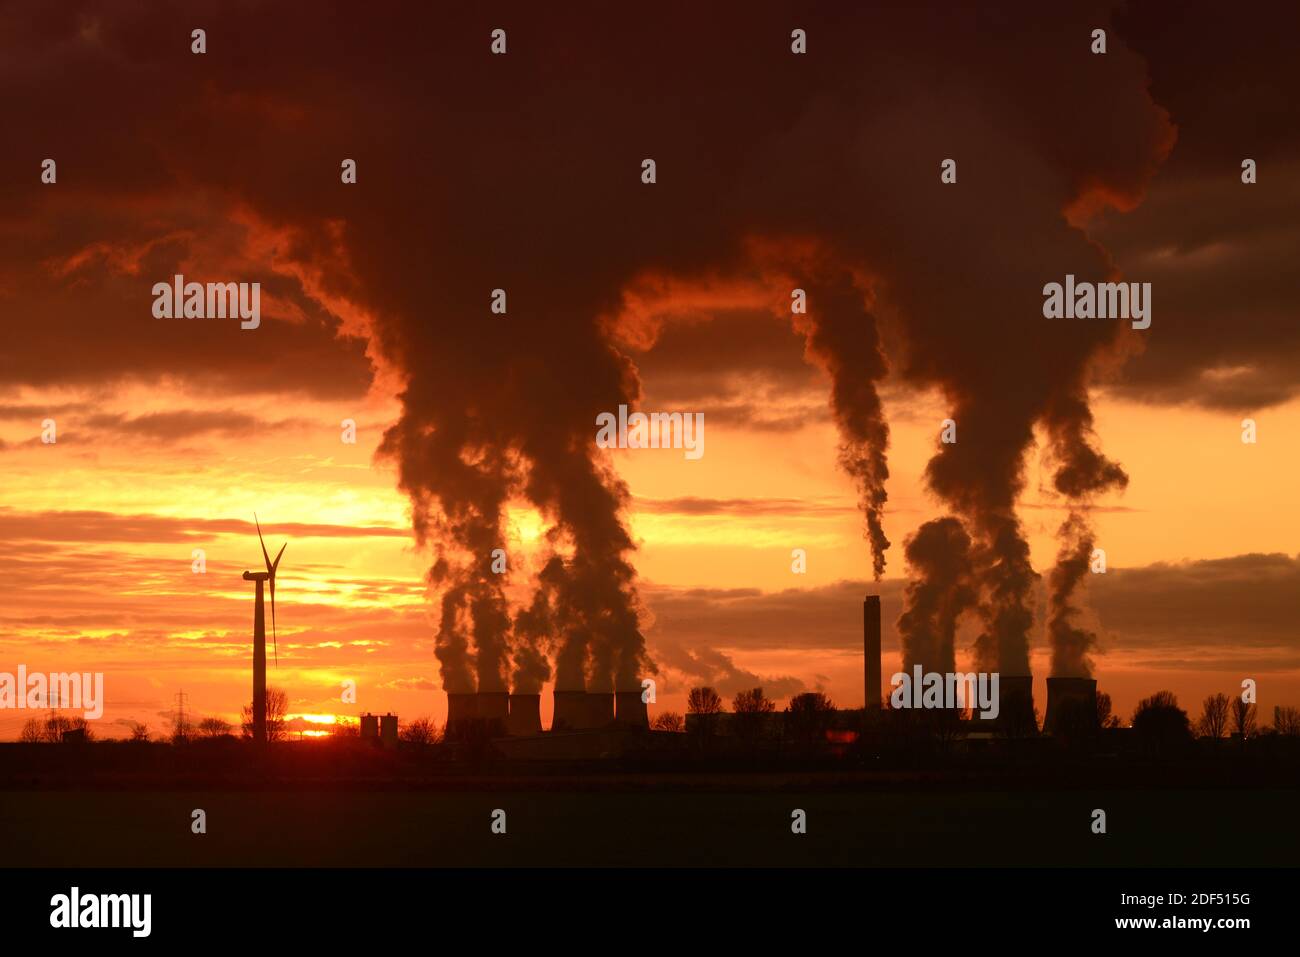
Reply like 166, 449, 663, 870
2, 3, 1298, 741
2, 376, 1297, 739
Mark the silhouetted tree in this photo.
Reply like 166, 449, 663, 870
331, 717, 360, 738
1197, 693, 1230, 740
785, 692, 835, 748
1096, 691, 1121, 729
400, 716, 440, 747
687, 687, 723, 714
732, 687, 776, 744
1231, 697, 1256, 739
1131, 691, 1191, 754
18, 718, 43, 743
687, 686, 723, 736
169, 708, 191, 743
1274, 706, 1300, 736
241, 686, 288, 742
43, 712, 72, 743
650, 711, 685, 732
196, 717, 232, 739
128, 721, 151, 742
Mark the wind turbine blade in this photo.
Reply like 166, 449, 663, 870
255, 514, 272, 572
272, 542, 286, 573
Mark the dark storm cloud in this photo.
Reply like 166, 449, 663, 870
1097, 0, 1300, 410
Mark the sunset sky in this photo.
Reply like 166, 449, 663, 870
2, 1, 1297, 739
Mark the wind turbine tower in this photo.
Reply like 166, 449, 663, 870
243, 515, 286, 746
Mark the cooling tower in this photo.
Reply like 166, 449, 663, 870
445, 692, 478, 733
997, 675, 1038, 734
476, 691, 509, 721
506, 693, 542, 736
585, 691, 616, 728
476, 691, 509, 734
614, 689, 649, 729
864, 595, 882, 709
1044, 677, 1099, 736
551, 689, 588, 731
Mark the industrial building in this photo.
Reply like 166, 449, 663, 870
448, 592, 1095, 757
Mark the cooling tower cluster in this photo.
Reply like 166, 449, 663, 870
553, 689, 646, 731
865, 593, 1044, 735
450, 687, 649, 736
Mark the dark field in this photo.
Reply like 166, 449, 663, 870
4, 785, 1296, 867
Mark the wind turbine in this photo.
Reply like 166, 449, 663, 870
243, 514, 286, 746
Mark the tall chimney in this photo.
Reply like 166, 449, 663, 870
1044, 677, 1099, 736
551, 689, 588, 731
864, 595, 882, 709
506, 693, 542, 736
615, 689, 649, 729
445, 691, 478, 735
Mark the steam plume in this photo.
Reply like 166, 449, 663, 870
1044, 392, 1130, 676
897, 517, 976, 674
798, 276, 892, 579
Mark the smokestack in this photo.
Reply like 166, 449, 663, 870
445, 691, 478, 734
506, 693, 542, 736
864, 595, 882, 709
997, 675, 1037, 735
615, 690, 649, 729
476, 691, 509, 734
551, 689, 588, 731
1044, 676, 1099, 736
585, 691, 615, 728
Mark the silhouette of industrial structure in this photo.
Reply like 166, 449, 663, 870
242, 516, 286, 747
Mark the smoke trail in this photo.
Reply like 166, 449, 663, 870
510, 566, 555, 695
916, 397, 1039, 676
519, 406, 648, 692
897, 517, 977, 674
1048, 511, 1100, 678
797, 276, 892, 580
380, 416, 515, 694
1044, 391, 1130, 676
